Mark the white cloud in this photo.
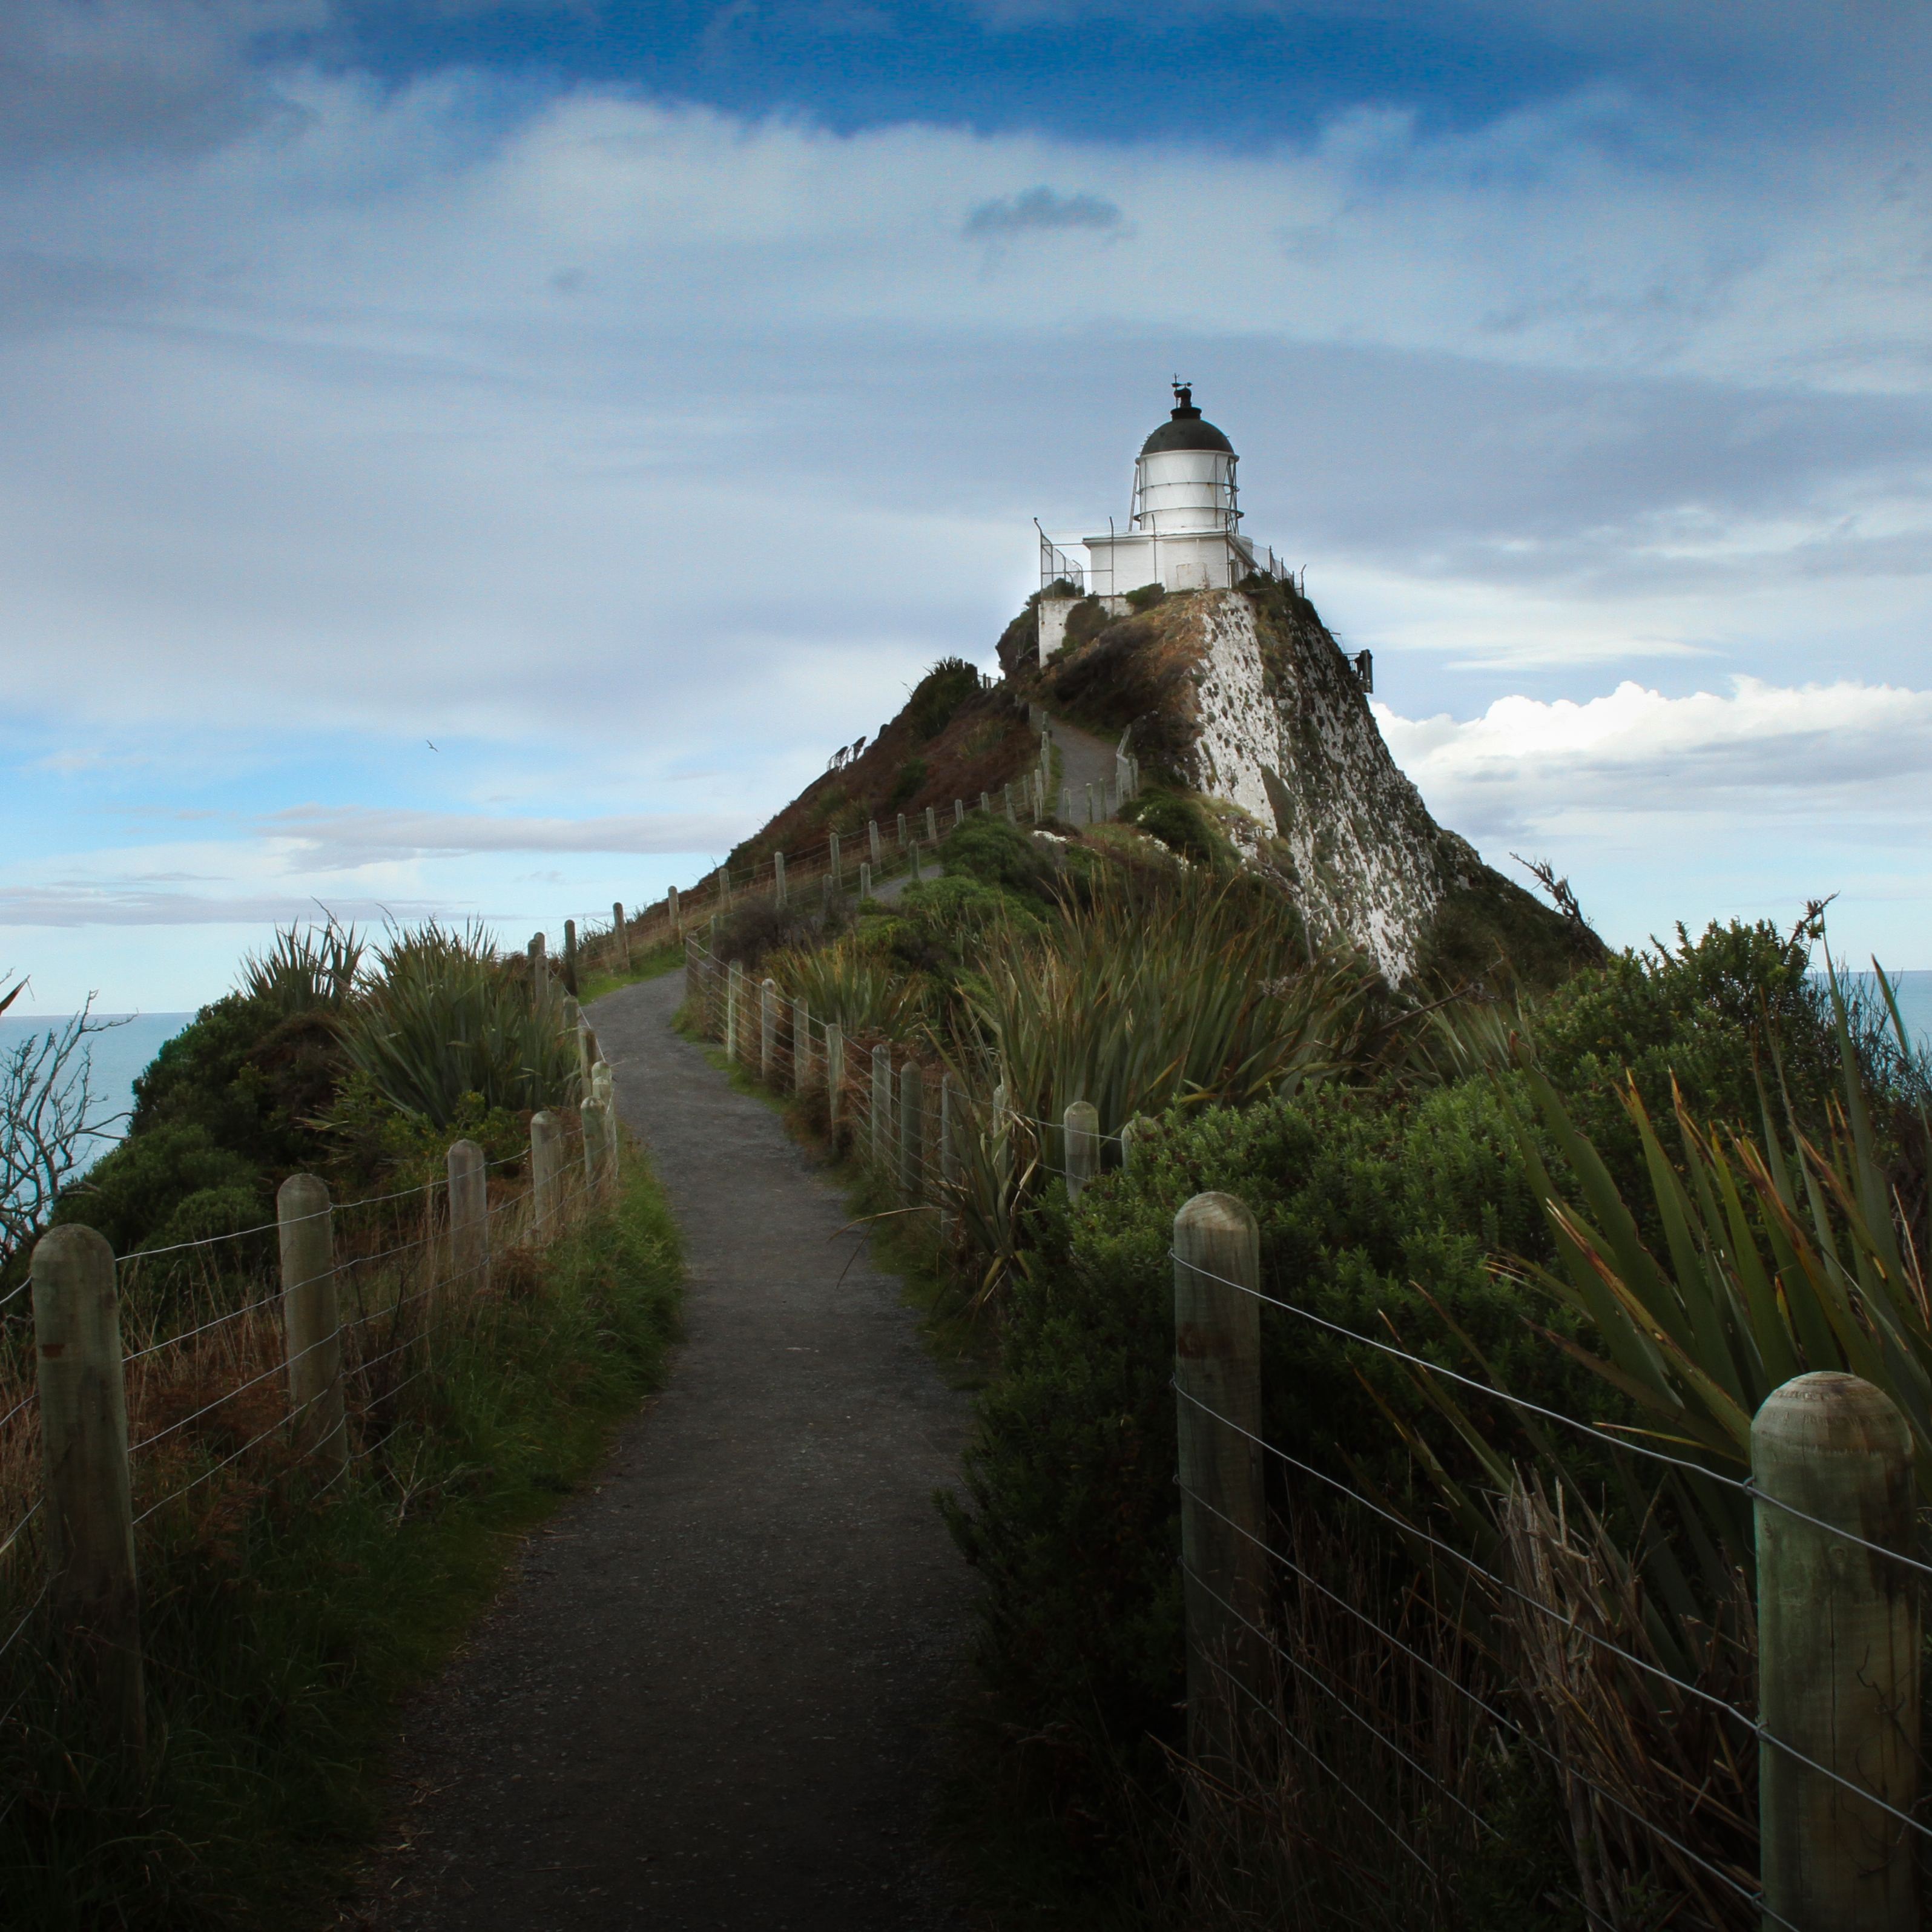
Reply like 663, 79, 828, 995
1379, 677, 1932, 843
262, 805, 756, 867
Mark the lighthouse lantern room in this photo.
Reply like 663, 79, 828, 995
1034, 383, 1290, 664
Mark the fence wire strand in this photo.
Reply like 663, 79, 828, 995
1165, 1248, 1932, 1586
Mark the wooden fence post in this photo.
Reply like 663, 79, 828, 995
980, 790, 991, 814
869, 820, 882, 869
760, 978, 779, 1082
1120, 1115, 1150, 1173
830, 830, 842, 888
1004, 783, 1016, 823
448, 1138, 489, 1299
827, 1025, 845, 1127
939, 1073, 961, 1243
909, 839, 922, 882
1064, 1101, 1099, 1202
613, 902, 630, 970
591, 1057, 615, 1130
859, 861, 872, 902
563, 918, 579, 995
792, 998, 813, 1091
953, 799, 964, 827
926, 805, 938, 843
939, 1075, 961, 1187
278, 1173, 348, 1482
1172, 1192, 1265, 1783
576, 1012, 597, 1100
871, 1044, 892, 1165
582, 1098, 610, 1195
528, 932, 547, 1011
897, 811, 908, 851
726, 961, 743, 1062
898, 1061, 923, 1199
530, 1110, 563, 1237
31, 1224, 145, 1757
1061, 786, 1073, 820
668, 884, 681, 935
774, 851, 788, 908
1755, 1372, 1919, 1932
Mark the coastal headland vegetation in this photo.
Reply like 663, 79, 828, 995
684, 584, 1932, 1927
0, 920, 683, 1927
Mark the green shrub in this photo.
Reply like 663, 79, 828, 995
938, 816, 1056, 898
1118, 786, 1220, 865
906, 656, 981, 741
54, 1120, 269, 1259
940, 1075, 1609, 1873
1123, 581, 1164, 612
315, 1076, 530, 1192
129, 995, 338, 1167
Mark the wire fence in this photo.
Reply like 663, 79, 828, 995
0, 1066, 622, 1753
1163, 1217, 1925, 1931
674, 936, 1927, 1925
562, 710, 1142, 981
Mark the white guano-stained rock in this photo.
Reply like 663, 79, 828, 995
1173, 591, 1454, 982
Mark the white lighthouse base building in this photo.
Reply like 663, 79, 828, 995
1034, 385, 1293, 664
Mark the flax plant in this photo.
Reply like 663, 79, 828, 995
940, 875, 1391, 1301
338, 921, 579, 1126
239, 920, 363, 1015
955, 874, 1385, 1169
1496, 964, 1932, 1555
763, 940, 937, 1041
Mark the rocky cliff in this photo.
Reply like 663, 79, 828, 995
1008, 579, 1597, 987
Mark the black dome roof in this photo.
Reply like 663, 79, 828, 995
1140, 385, 1234, 457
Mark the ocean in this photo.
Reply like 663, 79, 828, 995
1, 1011, 196, 1177
1835, 970, 1932, 1052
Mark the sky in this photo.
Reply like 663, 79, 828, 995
3, 0, 1930, 1012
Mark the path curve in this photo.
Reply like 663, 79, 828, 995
361, 969, 970, 1931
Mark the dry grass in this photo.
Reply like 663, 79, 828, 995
0, 1135, 605, 1657
1497, 1479, 1758, 1931
1164, 1502, 1540, 1931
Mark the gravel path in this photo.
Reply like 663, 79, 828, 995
1047, 719, 1123, 821
358, 969, 972, 1931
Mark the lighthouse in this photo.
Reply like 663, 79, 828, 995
1034, 383, 1291, 663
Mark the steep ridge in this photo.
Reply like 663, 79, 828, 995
724, 583, 1595, 991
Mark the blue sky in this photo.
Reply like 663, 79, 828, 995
3, 0, 1931, 1009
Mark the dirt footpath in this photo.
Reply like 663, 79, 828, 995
1047, 719, 1123, 820
358, 970, 972, 1931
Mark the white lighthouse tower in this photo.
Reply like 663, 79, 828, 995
1034, 383, 1291, 663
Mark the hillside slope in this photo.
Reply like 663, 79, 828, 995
728, 587, 1597, 990
727, 659, 1038, 877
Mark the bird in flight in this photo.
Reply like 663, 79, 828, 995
426, 740, 438, 751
